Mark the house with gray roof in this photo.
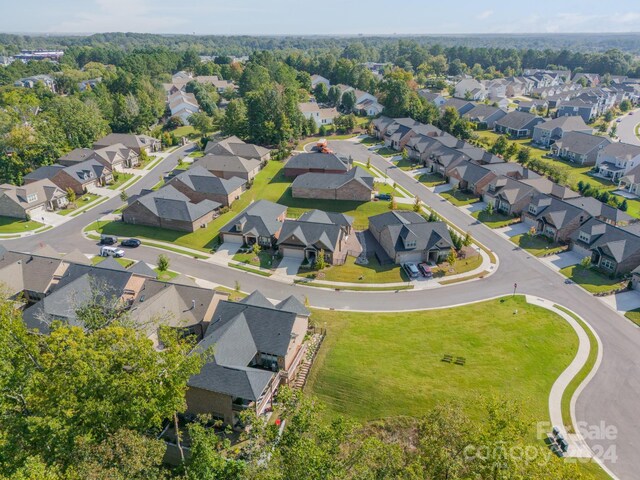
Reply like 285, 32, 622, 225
193, 153, 262, 182
494, 111, 544, 138
368, 211, 453, 265
186, 293, 309, 426
418, 89, 447, 107
167, 165, 246, 207
570, 218, 640, 276
482, 176, 538, 216
0, 248, 66, 302
122, 185, 220, 232
93, 133, 160, 154
219, 200, 287, 247
532, 115, 592, 147
595, 142, 640, 182
59, 143, 139, 171
516, 99, 549, 114
463, 104, 508, 129
284, 152, 351, 177
380, 118, 422, 150
0, 179, 68, 220
440, 98, 476, 116
24, 159, 113, 195
565, 196, 633, 227
551, 132, 611, 166
277, 210, 358, 265
618, 164, 640, 196
290, 166, 374, 202
445, 162, 495, 196
522, 194, 590, 242
557, 99, 599, 123
14, 74, 55, 92
204, 136, 270, 161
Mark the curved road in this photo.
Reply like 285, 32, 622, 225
615, 108, 640, 146
3, 140, 639, 479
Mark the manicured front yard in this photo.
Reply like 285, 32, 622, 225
393, 157, 419, 171
307, 296, 577, 425
624, 308, 640, 326
299, 256, 408, 284
107, 172, 134, 190
233, 250, 277, 269
360, 136, 380, 146
0, 216, 44, 233
559, 264, 628, 294
375, 147, 398, 157
417, 172, 446, 186
432, 253, 483, 276
510, 233, 566, 257
440, 189, 479, 206
58, 193, 100, 215
155, 268, 178, 281
172, 125, 197, 138
471, 210, 517, 228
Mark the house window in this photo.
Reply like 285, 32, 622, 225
26, 193, 38, 203
578, 232, 590, 243
601, 258, 615, 271
528, 205, 537, 215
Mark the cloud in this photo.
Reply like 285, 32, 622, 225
476, 10, 494, 20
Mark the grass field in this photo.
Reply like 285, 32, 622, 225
510, 234, 566, 257
559, 264, 628, 294
299, 256, 409, 284
91, 160, 412, 252
417, 172, 446, 186
0, 216, 43, 233
233, 250, 277, 269
471, 210, 516, 228
376, 147, 398, 157
625, 308, 640, 326
58, 193, 100, 216
172, 125, 197, 138
393, 157, 419, 171
307, 296, 576, 425
440, 189, 480, 206
108, 173, 134, 190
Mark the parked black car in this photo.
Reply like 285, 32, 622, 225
375, 193, 392, 201
99, 235, 118, 245
121, 238, 141, 248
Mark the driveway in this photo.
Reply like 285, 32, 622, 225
495, 222, 529, 238
212, 242, 242, 262
273, 257, 303, 278
539, 251, 582, 271
601, 290, 640, 314
462, 201, 486, 214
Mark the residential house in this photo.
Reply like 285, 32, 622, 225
551, 132, 611, 166
195, 75, 236, 93
522, 194, 589, 242
166, 165, 246, 207
463, 105, 508, 129
204, 136, 270, 162
565, 196, 633, 227
570, 219, 640, 276
356, 98, 384, 116
168, 90, 200, 123
219, 200, 287, 246
517, 100, 548, 114
0, 247, 67, 302
371, 116, 399, 140
482, 176, 538, 216
494, 111, 544, 138
557, 99, 599, 123
382, 118, 422, 149
93, 134, 160, 154
24, 159, 113, 195
440, 98, 476, 115
368, 211, 453, 265
284, 152, 351, 177
595, 142, 640, 182
291, 167, 374, 202
277, 210, 358, 265
619, 164, 640, 196
572, 73, 601, 87
59, 143, 139, 171
298, 102, 339, 127
482, 79, 508, 100
193, 154, 262, 182
0, 180, 68, 220
532, 116, 592, 147
418, 90, 447, 107
122, 185, 220, 232
14, 74, 55, 92
454, 79, 486, 100
311, 74, 330, 89
445, 162, 496, 196
186, 292, 309, 426
78, 78, 101, 92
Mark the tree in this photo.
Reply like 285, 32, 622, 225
188, 112, 213, 136
119, 191, 128, 203
165, 115, 184, 130
610, 124, 617, 138
65, 187, 76, 205
620, 99, 632, 112
157, 254, 169, 273
463, 231, 472, 247
313, 82, 328, 103
413, 196, 421, 212
366, 156, 371, 169
306, 116, 318, 136
327, 85, 342, 107
341, 90, 356, 112
490, 135, 509, 156
252, 242, 261, 256
221, 99, 248, 139
389, 195, 397, 210
315, 249, 326, 270
185, 419, 245, 480
447, 249, 457, 265
517, 146, 531, 164
505, 142, 519, 160
621, 199, 629, 211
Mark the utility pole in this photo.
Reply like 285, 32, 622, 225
513, 282, 517, 297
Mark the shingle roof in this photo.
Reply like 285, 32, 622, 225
94, 133, 159, 151
552, 132, 611, 154
194, 153, 261, 175
534, 115, 589, 131
0, 179, 65, 209
219, 200, 287, 238
495, 111, 541, 130
128, 261, 157, 278
132, 185, 220, 222
599, 142, 640, 161
571, 218, 640, 263
277, 211, 350, 252
169, 165, 246, 195
204, 136, 269, 159
285, 152, 350, 172
290, 166, 373, 191
527, 194, 588, 230
368, 211, 453, 254
24, 165, 64, 182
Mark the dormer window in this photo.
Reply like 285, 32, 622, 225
528, 204, 537, 215
578, 231, 590, 243
26, 193, 37, 203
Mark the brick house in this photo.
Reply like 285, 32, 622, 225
193, 154, 262, 182
521, 194, 590, 243
122, 185, 220, 232
482, 176, 537, 216
167, 165, 246, 207
445, 161, 496, 196
219, 200, 287, 246
551, 132, 611, 166
290, 167, 373, 202
0, 179, 68, 220
24, 159, 113, 195
204, 136, 270, 162
284, 152, 351, 178
93, 133, 160, 154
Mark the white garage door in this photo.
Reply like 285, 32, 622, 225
281, 247, 305, 259
221, 233, 243, 244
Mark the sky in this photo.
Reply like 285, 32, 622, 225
2, 0, 640, 35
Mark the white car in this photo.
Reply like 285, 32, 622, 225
100, 246, 125, 258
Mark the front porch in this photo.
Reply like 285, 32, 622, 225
595, 162, 624, 182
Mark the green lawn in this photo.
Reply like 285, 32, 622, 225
376, 147, 398, 157
432, 253, 483, 276
307, 296, 576, 425
0, 216, 44, 233
155, 268, 178, 281
510, 234, 566, 257
471, 210, 516, 228
233, 250, 277, 269
360, 136, 380, 146
440, 189, 480, 206
624, 308, 640, 326
559, 264, 628, 294
299, 256, 408, 284
108, 173, 134, 190
188, 151, 205, 158
393, 157, 419, 171
57, 193, 101, 216
172, 125, 197, 138
417, 172, 446, 187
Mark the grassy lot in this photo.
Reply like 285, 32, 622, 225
471, 209, 516, 228
299, 256, 409, 284
307, 296, 576, 425
559, 264, 628, 294
57, 193, 101, 216
393, 157, 419, 171
0, 216, 44, 233
360, 136, 380, 146
233, 250, 277, 269
432, 253, 483, 277
625, 308, 640, 326
91, 256, 135, 269
511, 234, 566, 257
417, 172, 446, 186
155, 268, 178, 281
376, 147, 398, 157
108, 173, 134, 190
440, 189, 479, 206
91, 161, 407, 251
188, 151, 205, 158
172, 125, 197, 138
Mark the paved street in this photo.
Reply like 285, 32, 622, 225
615, 108, 640, 146
3, 139, 640, 478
